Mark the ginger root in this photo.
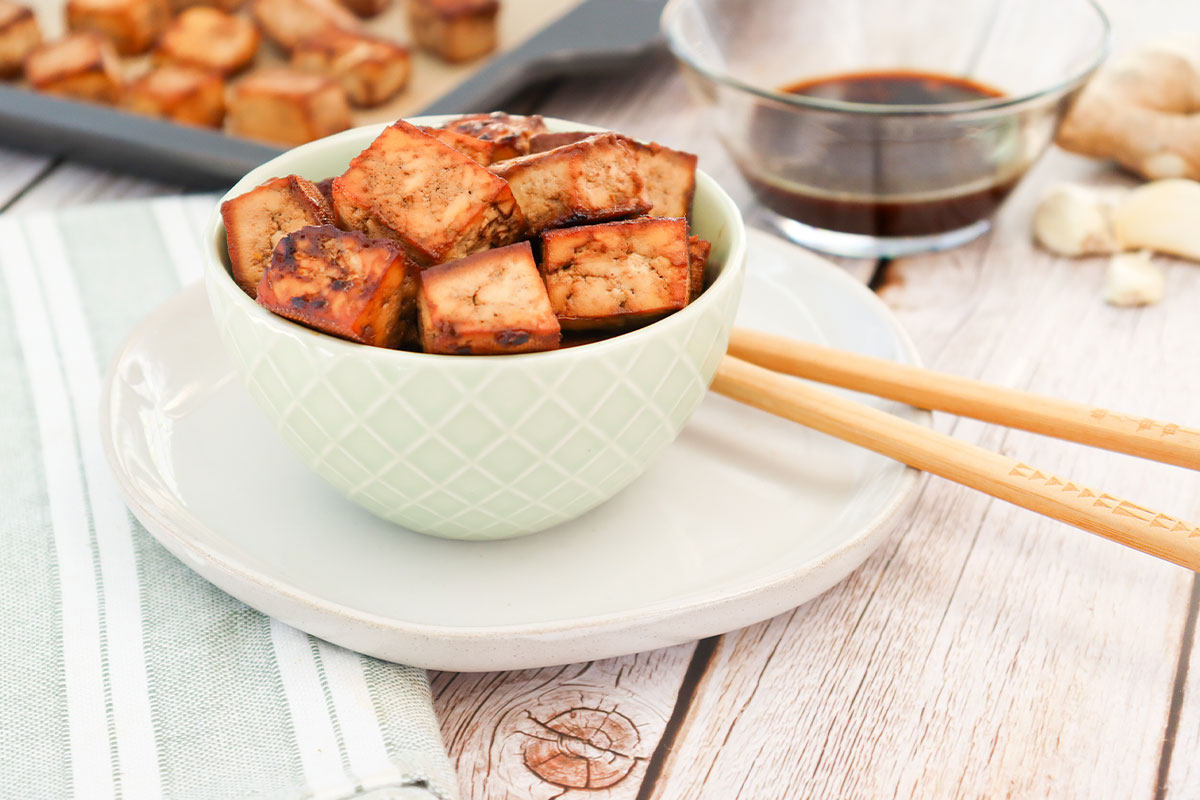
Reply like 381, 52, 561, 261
1032, 183, 1116, 256
1057, 36, 1200, 181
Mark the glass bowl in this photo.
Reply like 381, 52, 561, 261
662, 0, 1110, 258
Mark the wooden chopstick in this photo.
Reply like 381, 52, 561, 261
727, 328, 1200, 471
711, 354, 1200, 572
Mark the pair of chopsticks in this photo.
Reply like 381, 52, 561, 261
713, 328, 1200, 572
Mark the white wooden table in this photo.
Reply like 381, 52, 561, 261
5, 1, 1200, 796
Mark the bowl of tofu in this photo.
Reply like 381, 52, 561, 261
205, 113, 746, 540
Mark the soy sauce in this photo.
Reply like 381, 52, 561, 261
742, 70, 1019, 239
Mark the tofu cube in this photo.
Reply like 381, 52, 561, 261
540, 217, 691, 330
250, 0, 359, 51
257, 225, 419, 348
336, 0, 389, 17
292, 29, 409, 108
155, 7, 259, 76
221, 174, 335, 296
407, 0, 497, 63
169, 0, 244, 12
631, 141, 698, 219
228, 68, 351, 146
418, 241, 560, 355
24, 33, 122, 103
490, 132, 651, 235
332, 119, 526, 265
66, 0, 169, 55
419, 125, 495, 165
0, 1, 41, 78
315, 176, 335, 207
526, 130, 592, 155
687, 234, 711, 302
441, 112, 547, 161
124, 63, 225, 127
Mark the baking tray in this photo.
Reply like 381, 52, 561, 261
0, 0, 668, 187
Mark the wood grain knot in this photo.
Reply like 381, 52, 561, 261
522, 707, 640, 789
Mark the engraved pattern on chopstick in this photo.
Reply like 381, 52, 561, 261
1088, 408, 1200, 440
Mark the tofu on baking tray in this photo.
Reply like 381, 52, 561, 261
490, 132, 651, 235
407, 0, 497, 63
156, 6, 259, 76
540, 217, 691, 330
0, 1, 41, 78
257, 225, 419, 348
66, 0, 168, 55
227, 68, 351, 146
419, 126, 495, 165
25, 32, 122, 103
251, 0, 359, 51
221, 174, 334, 296
332, 119, 526, 265
292, 28, 409, 108
418, 241, 560, 355
687, 234, 711, 302
439, 112, 547, 161
124, 63, 225, 127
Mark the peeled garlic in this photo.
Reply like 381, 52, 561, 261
1104, 250, 1165, 307
1033, 183, 1117, 256
1113, 178, 1200, 261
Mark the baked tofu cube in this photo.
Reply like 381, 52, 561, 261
418, 241, 560, 355
407, 0, 496, 63
228, 68, 351, 146
336, 0, 389, 17
25, 33, 122, 103
527, 130, 592, 155
332, 119, 526, 265
315, 176, 335, 207
250, 0, 359, 51
490, 133, 651, 235
170, 0, 244, 11
292, 29, 409, 108
440, 112, 546, 161
221, 174, 334, 296
156, 7, 259, 76
419, 125, 495, 164
0, 1, 41, 78
124, 63, 225, 127
632, 140, 698, 219
687, 234, 711, 302
257, 225, 419, 348
66, 0, 168, 55
541, 217, 691, 330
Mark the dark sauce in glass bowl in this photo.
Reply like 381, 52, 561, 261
741, 70, 1022, 238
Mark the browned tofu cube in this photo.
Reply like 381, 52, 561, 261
0, 1, 41, 78
687, 234, 711, 303
419, 125, 495, 164
250, 0, 359, 51
124, 63, 224, 127
540, 217, 691, 330
407, 0, 496, 63
418, 241, 560, 355
228, 68, 351, 146
440, 112, 546, 161
25, 33, 122, 103
292, 29, 409, 108
490, 133, 651, 235
526, 130, 592, 155
257, 225, 419, 348
336, 0, 389, 17
315, 176, 335, 208
66, 0, 168, 55
632, 140, 698, 219
169, 0, 244, 12
332, 119, 526, 265
155, 7, 258, 76
221, 174, 334, 296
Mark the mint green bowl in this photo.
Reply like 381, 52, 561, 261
204, 116, 747, 540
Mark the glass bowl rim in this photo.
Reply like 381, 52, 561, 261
659, 0, 1112, 116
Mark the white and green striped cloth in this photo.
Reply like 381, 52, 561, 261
0, 196, 461, 800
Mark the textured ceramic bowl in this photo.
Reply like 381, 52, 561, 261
204, 116, 746, 540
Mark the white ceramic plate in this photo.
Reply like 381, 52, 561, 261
102, 229, 930, 671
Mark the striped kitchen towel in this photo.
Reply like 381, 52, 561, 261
0, 196, 461, 800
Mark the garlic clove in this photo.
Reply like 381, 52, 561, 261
1033, 183, 1117, 256
1112, 178, 1200, 261
1104, 250, 1165, 307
